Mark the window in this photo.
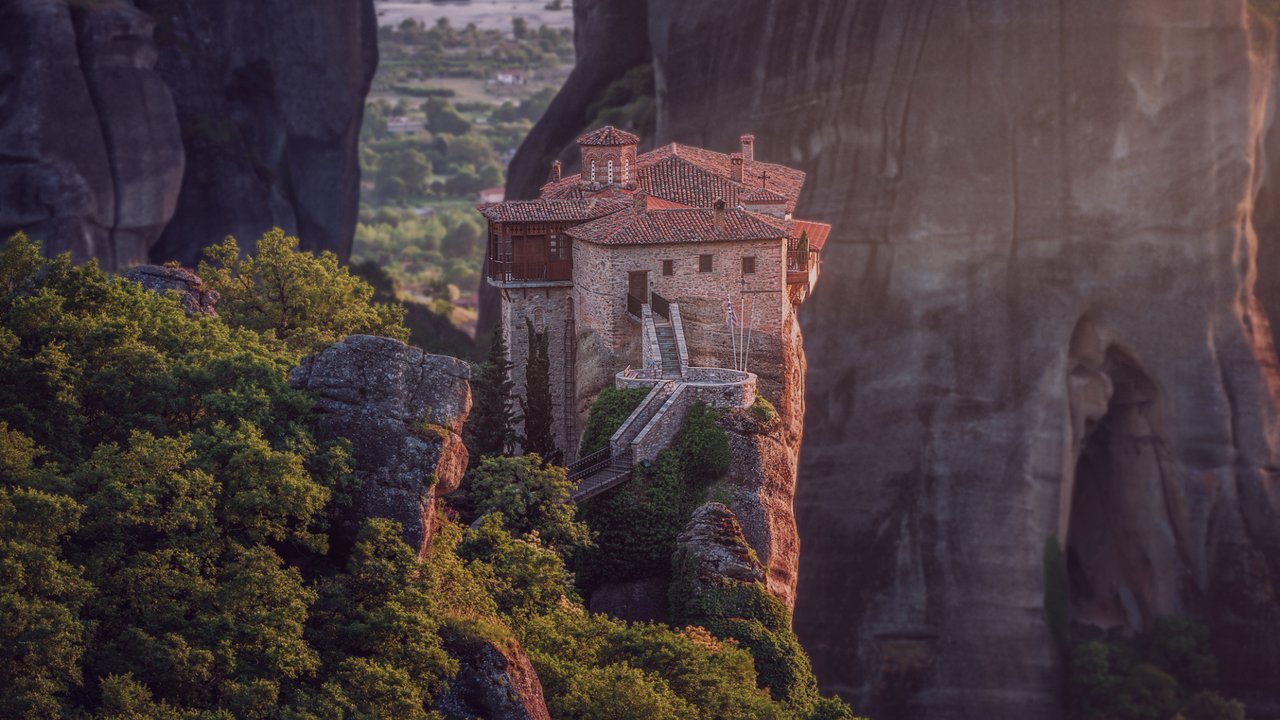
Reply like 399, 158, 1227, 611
608, 159, 614, 184
699, 254, 713, 273
549, 235, 570, 261
624, 157, 630, 182
591, 159, 597, 183
742, 256, 756, 274
662, 259, 674, 276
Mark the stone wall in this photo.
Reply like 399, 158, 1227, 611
501, 285, 578, 458
630, 370, 756, 463
572, 236, 789, 400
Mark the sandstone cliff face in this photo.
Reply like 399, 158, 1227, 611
0, 0, 375, 269
289, 335, 471, 557
433, 627, 551, 720
512, 1, 1280, 717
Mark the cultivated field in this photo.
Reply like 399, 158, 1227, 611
374, 0, 574, 31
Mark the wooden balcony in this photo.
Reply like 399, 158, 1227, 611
488, 258, 573, 284
786, 248, 811, 285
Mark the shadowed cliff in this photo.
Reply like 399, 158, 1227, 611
0, 0, 376, 268
506, 1, 1280, 717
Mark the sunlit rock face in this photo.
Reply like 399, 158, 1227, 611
513, 0, 1280, 717
0, 0, 376, 269
290, 335, 472, 558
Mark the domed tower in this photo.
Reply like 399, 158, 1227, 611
576, 125, 640, 189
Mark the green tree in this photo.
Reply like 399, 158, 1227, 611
378, 148, 432, 199
307, 519, 457, 719
0, 423, 91, 719
518, 318, 560, 464
511, 17, 529, 39
456, 514, 578, 616
198, 229, 407, 358
461, 454, 591, 556
465, 320, 517, 458
423, 97, 471, 136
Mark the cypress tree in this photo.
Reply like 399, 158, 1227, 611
518, 317, 562, 465
465, 320, 517, 458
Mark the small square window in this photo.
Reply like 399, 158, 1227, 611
699, 254, 713, 273
662, 260, 674, 276
742, 256, 756, 274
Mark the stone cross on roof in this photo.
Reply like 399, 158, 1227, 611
757, 170, 771, 188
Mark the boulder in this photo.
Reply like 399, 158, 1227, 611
676, 502, 766, 587
434, 624, 551, 720
122, 265, 219, 316
289, 335, 471, 556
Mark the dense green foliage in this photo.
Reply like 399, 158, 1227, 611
1, 232, 856, 718
519, 608, 795, 720
199, 229, 407, 358
577, 401, 729, 589
464, 320, 517, 457
1067, 618, 1245, 720
517, 318, 560, 464
669, 551, 829, 714
578, 386, 650, 455
459, 454, 591, 557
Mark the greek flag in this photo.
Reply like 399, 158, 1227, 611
724, 295, 737, 328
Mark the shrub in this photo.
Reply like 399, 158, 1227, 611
460, 454, 592, 557
750, 392, 777, 423
579, 387, 650, 455
672, 402, 731, 485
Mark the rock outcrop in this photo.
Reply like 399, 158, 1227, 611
289, 335, 471, 556
720, 407, 801, 610
122, 264, 220, 316
434, 625, 551, 720
0, 0, 376, 270
511, 1, 1280, 717
676, 502, 766, 588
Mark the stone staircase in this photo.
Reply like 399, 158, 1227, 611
568, 379, 676, 502
653, 320, 682, 379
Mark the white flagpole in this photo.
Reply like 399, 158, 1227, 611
744, 295, 756, 373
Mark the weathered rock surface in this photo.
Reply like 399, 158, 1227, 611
0, 0, 184, 268
512, 1, 1280, 717
122, 265, 219, 316
0, 0, 375, 269
434, 626, 551, 720
720, 407, 801, 611
676, 502, 766, 587
289, 335, 471, 556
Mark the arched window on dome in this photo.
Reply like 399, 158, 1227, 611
608, 159, 614, 184
591, 159, 597, 183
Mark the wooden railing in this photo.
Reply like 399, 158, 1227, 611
627, 292, 645, 319
650, 291, 670, 320
786, 249, 809, 273
488, 259, 573, 283
567, 446, 611, 482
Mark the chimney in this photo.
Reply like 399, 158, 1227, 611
730, 152, 744, 182
633, 190, 648, 213
551, 160, 562, 182
713, 198, 726, 233
739, 134, 755, 162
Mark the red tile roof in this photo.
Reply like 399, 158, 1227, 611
541, 141, 806, 213
477, 196, 629, 224
792, 220, 832, 250
741, 186, 789, 204
566, 207, 789, 246
577, 125, 641, 147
